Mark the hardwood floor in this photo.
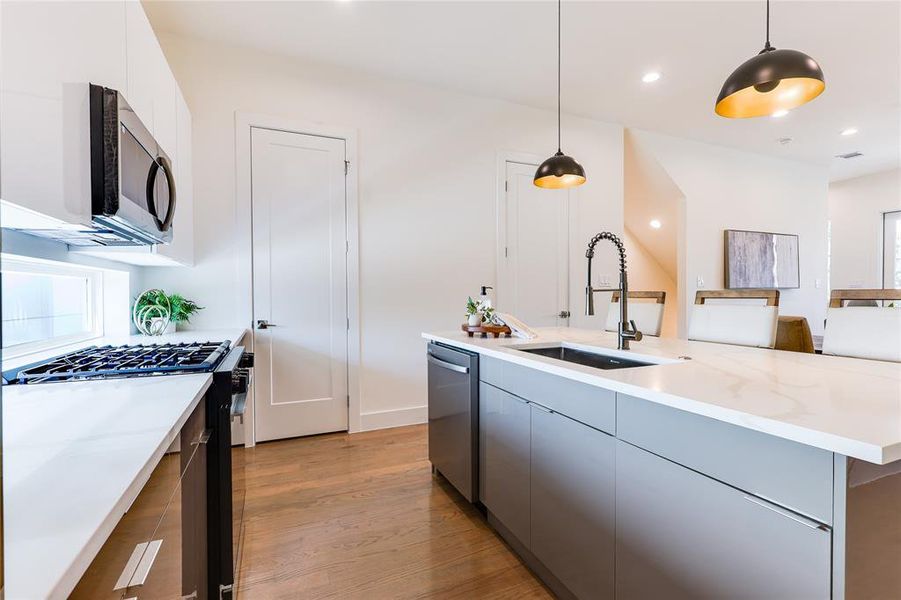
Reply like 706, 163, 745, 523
236, 424, 551, 599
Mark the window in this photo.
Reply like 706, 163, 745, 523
1, 255, 104, 356
884, 211, 901, 289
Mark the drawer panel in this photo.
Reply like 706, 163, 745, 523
480, 356, 614, 434
616, 394, 834, 524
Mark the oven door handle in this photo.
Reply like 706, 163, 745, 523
231, 392, 247, 424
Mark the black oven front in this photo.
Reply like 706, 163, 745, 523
207, 346, 253, 600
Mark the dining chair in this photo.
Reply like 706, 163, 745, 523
688, 289, 780, 348
822, 289, 901, 362
775, 316, 816, 353
605, 291, 666, 337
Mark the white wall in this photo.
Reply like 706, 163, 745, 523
622, 229, 677, 337
628, 130, 830, 335
828, 168, 901, 289
144, 35, 624, 431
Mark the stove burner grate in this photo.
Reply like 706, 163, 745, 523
2, 340, 232, 385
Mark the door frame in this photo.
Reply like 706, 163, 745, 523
235, 112, 361, 444
495, 150, 571, 324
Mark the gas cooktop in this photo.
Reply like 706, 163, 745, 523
2, 340, 232, 385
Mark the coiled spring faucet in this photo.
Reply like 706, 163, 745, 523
585, 232, 643, 350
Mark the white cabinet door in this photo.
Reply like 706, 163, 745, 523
0, 1, 126, 223
156, 87, 194, 266
151, 48, 177, 159
125, 0, 176, 157
125, 0, 157, 135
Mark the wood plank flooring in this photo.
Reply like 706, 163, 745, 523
236, 424, 551, 599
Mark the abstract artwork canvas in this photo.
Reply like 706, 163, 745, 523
724, 230, 800, 289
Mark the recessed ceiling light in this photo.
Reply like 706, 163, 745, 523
642, 72, 661, 83
840, 127, 859, 136
771, 109, 789, 118
649, 219, 662, 229
777, 137, 793, 145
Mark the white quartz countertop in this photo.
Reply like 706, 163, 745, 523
423, 328, 901, 465
3, 328, 248, 600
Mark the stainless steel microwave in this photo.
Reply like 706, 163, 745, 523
89, 83, 175, 245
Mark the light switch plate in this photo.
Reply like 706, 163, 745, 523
696, 276, 705, 288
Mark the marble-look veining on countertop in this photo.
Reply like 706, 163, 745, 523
423, 328, 901, 465
3, 328, 247, 600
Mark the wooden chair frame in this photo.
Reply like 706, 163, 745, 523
610, 291, 666, 304
829, 289, 901, 308
694, 289, 780, 306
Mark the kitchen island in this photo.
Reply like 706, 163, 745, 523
423, 327, 901, 600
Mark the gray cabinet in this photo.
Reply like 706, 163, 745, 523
531, 404, 615, 600
615, 440, 831, 600
479, 382, 531, 546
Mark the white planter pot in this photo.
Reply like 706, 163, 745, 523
148, 318, 176, 335
467, 313, 481, 327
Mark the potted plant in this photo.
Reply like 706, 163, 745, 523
465, 296, 481, 326
465, 296, 496, 326
133, 289, 203, 335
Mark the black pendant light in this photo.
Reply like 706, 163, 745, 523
534, 0, 586, 189
716, 0, 825, 118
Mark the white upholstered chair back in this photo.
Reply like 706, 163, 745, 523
688, 290, 780, 349
822, 290, 901, 362
605, 291, 666, 337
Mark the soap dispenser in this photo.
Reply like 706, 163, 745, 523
479, 286, 494, 309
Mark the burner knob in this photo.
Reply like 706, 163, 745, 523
232, 370, 249, 394
238, 352, 254, 369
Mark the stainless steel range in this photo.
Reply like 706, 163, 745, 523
1, 341, 232, 384
3, 340, 252, 600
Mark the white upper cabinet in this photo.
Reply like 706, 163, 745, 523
0, 1, 127, 224
1, 0, 194, 267
125, 1, 157, 136
126, 1, 177, 158
156, 87, 195, 266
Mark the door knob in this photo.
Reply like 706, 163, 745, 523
558, 310, 571, 319
256, 320, 277, 329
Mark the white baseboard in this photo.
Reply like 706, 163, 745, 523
359, 405, 427, 432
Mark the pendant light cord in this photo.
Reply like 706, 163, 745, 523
764, 0, 772, 50
557, 0, 562, 153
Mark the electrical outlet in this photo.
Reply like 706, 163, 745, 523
598, 275, 611, 287
696, 276, 705, 288
815, 278, 822, 289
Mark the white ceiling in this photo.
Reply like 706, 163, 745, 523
145, 0, 900, 181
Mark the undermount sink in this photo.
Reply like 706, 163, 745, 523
517, 344, 657, 370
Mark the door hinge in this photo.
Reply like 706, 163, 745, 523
505, 180, 508, 191
344, 160, 350, 175
346, 240, 350, 254
346, 317, 350, 331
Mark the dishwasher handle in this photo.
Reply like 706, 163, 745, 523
427, 353, 470, 374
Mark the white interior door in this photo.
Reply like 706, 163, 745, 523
499, 161, 570, 327
884, 210, 901, 289
251, 127, 348, 442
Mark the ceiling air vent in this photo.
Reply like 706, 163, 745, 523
835, 151, 863, 159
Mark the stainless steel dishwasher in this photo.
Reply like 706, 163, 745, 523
427, 342, 479, 502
